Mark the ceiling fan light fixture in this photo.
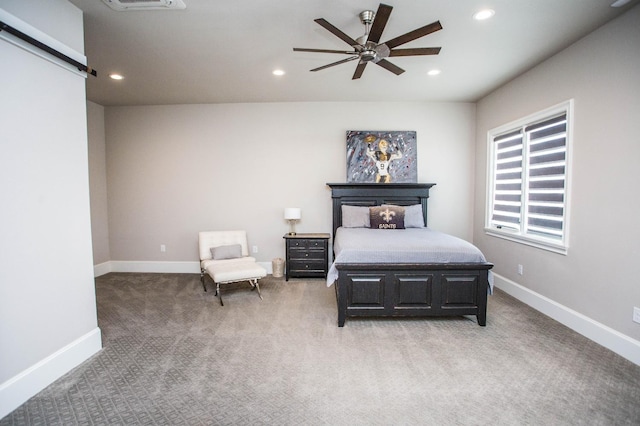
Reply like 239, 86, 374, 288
361, 49, 377, 62
360, 41, 379, 62
473, 9, 495, 21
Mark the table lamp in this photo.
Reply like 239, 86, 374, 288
284, 208, 301, 235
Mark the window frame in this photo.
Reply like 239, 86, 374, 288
485, 100, 573, 255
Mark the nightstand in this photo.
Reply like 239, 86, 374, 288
283, 233, 330, 281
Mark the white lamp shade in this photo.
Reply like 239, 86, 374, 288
284, 208, 301, 220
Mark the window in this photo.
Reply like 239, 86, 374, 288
486, 101, 572, 254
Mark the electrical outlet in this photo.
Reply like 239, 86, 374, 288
517, 264, 523, 275
633, 307, 640, 324
252, 245, 258, 253
160, 244, 166, 252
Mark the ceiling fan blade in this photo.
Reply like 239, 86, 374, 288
389, 47, 441, 57
314, 18, 359, 47
374, 59, 405, 75
384, 21, 443, 49
294, 48, 357, 55
310, 56, 359, 72
367, 3, 393, 44
352, 62, 367, 80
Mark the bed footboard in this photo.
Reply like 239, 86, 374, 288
335, 263, 493, 327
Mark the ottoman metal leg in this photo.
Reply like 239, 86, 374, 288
216, 282, 223, 306
200, 269, 208, 292
250, 279, 263, 300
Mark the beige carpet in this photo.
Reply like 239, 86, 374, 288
2, 273, 639, 425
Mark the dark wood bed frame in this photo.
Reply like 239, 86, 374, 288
327, 183, 493, 327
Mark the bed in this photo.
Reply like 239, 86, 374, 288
327, 183, 493, 327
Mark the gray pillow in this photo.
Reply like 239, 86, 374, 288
341, 205, 370, 228
383, 204, 425, 228
211, 244, 242, 260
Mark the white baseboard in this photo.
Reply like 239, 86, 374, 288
93, 261, 112, 277
109, 260, 200, 274
95, 260, 273, 276
494, 273, 640, 366
0, 327, 102, 419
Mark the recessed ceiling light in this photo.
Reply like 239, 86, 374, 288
473, 9, 495, 20
427, 69, 441, 76
272, 69, 285, 76
109, 73, 124, 80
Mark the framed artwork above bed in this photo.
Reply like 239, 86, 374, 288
346, 130, 417, 183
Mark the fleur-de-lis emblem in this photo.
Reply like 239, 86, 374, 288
379, 208, 396, 223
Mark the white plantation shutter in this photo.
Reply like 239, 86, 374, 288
487, 101, 571, 253
491, 130, 523, 231
525, 114, 567, 240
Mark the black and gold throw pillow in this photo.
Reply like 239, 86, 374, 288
369, 206, 405, 229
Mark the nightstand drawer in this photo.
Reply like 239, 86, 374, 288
289, 259, 325, 272
289, 249, 325, 260
288, 239, 325, 249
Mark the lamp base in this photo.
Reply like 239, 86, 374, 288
288, 220, 297, 236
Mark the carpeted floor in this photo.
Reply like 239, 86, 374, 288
2, 273, 640, 425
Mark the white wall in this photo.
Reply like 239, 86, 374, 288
103, 101, 476, 269
473, 6, 640, 358
0, 0, 101, 418
88, 101, 110, 267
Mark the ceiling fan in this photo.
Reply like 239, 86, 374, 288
293, 3, 442, 80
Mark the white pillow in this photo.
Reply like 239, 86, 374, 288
211, 244, 242, 260
341, 205, 370, 228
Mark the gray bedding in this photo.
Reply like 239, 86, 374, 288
327, 227, 493, 289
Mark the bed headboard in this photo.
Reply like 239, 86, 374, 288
326, 183, 436, 237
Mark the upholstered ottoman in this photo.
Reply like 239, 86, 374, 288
204, 258, 266, 305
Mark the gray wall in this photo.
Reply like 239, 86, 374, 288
103, 102, 477, 266
0, 0, 101, 417
473, 6, 640, 341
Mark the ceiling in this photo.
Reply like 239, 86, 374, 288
67, 0, 636, 106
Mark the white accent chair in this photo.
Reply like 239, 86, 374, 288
198, 230, 266, 306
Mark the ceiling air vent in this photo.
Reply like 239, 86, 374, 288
101, 0, 186, 11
